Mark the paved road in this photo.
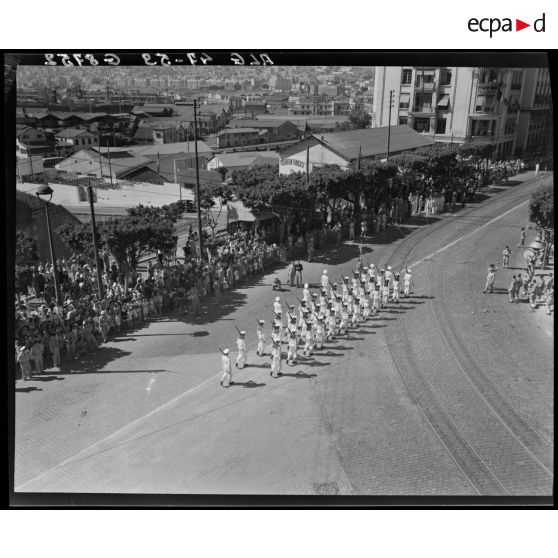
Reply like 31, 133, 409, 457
14, 171, 553, 495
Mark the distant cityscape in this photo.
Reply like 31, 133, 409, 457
14, 64, 553, 260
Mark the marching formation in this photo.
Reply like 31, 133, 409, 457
218, 263, 414, 387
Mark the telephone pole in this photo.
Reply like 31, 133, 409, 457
386, 90, 395, 161
87, 183, 104, 299
193, 99, 204, 260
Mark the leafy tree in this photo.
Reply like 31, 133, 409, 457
358, 159, 398, 208
102, 213, 177, 281
196, 182, 234, 237
56, 222, 95, 255
348, 109, 372, 130
309, 165, 354, 219
230, 164, 279, 188
334, 109, 372, 131
234, 171, 314, 242
529, 183, 554, 231
15, 230, 39, 267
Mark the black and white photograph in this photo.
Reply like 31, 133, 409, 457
7, 52, 554, 502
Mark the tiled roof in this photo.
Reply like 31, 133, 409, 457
55, 128, 92, 139
97, 141, 212, 157
211, 151, 280, 168
217, 128, 259, 136
315, 126, 433, 161
229, 119, 294, 129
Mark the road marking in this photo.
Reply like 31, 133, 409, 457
15, 372, 220, 491
407, 200, 529, 270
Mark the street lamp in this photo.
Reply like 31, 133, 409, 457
87, 181, 104, 299
35, 184, 62, 305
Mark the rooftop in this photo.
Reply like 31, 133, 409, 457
55, 128, 93, 139
217, 128, 259, 136
314, 126, 433, 160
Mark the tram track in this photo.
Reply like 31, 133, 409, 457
384, 317, 510, 495
436, 252, 553, 470
379, 179, 553, 494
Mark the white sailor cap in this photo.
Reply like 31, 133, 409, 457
275, 296, 280, 302
323, 269, 328, 274
304, 283, 309, 288
387, 266, 392, 270
223, 348, 230, 355
240, 330, 246, 335
258, 320, 265, 324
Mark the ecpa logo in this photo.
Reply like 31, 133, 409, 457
468, 13, 546, 37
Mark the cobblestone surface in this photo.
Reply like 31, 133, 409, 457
15, 171, 553, 495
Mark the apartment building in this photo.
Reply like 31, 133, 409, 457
288, 94, 353, 117
373, 66, 552, 157
515, 67, 553, 156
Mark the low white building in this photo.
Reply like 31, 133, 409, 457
279, 126, 433, 175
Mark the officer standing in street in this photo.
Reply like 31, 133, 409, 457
270, 340, 282, 377
219, 348, 232, 387
294, 261, 304, 287
321, 269, 329, 293
502, 246, 511, 268
403, 268, 413, 298
508, 275, 517, 303
483, 264, 498, 294
286, 331, 298, 366
302, 283, 311, 304
235, 330, 247, 369
256, 319, 266, 356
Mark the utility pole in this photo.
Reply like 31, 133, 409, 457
386, 90, 394, 161
29, 154, 35, 182
193, 99, 204, 260
97, 131, 104, 179
306, 144, 310, 186
87, 183, 104, 298
106, 142, 113, 187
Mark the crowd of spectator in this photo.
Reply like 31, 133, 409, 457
14, 230, 284, 380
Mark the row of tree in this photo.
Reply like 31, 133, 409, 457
16, 142, 499, 281
215, 142, 496, 242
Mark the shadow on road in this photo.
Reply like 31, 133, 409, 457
230, 380, 266, 388
278, 371, 317, 379
55, 346, 132, 374
15, 386, 43, 393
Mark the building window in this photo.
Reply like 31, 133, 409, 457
399, 92, 410, 110
511, 70, 523, 90
399, 116, 409, 125
401, 69, 412, 85
504, 116, 517, 135
440, 69, 452, 86
471, 119, 494, 137
414, 93, 432, 112
413, 118, 430, 133
435, 118, 447, 134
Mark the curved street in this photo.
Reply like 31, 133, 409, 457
15, 170, 553, 495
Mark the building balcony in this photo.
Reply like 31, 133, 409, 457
472, 105, 497, 115
410, 106, 435, 115
477, 83, 499, 94
414, 81, 436, 91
